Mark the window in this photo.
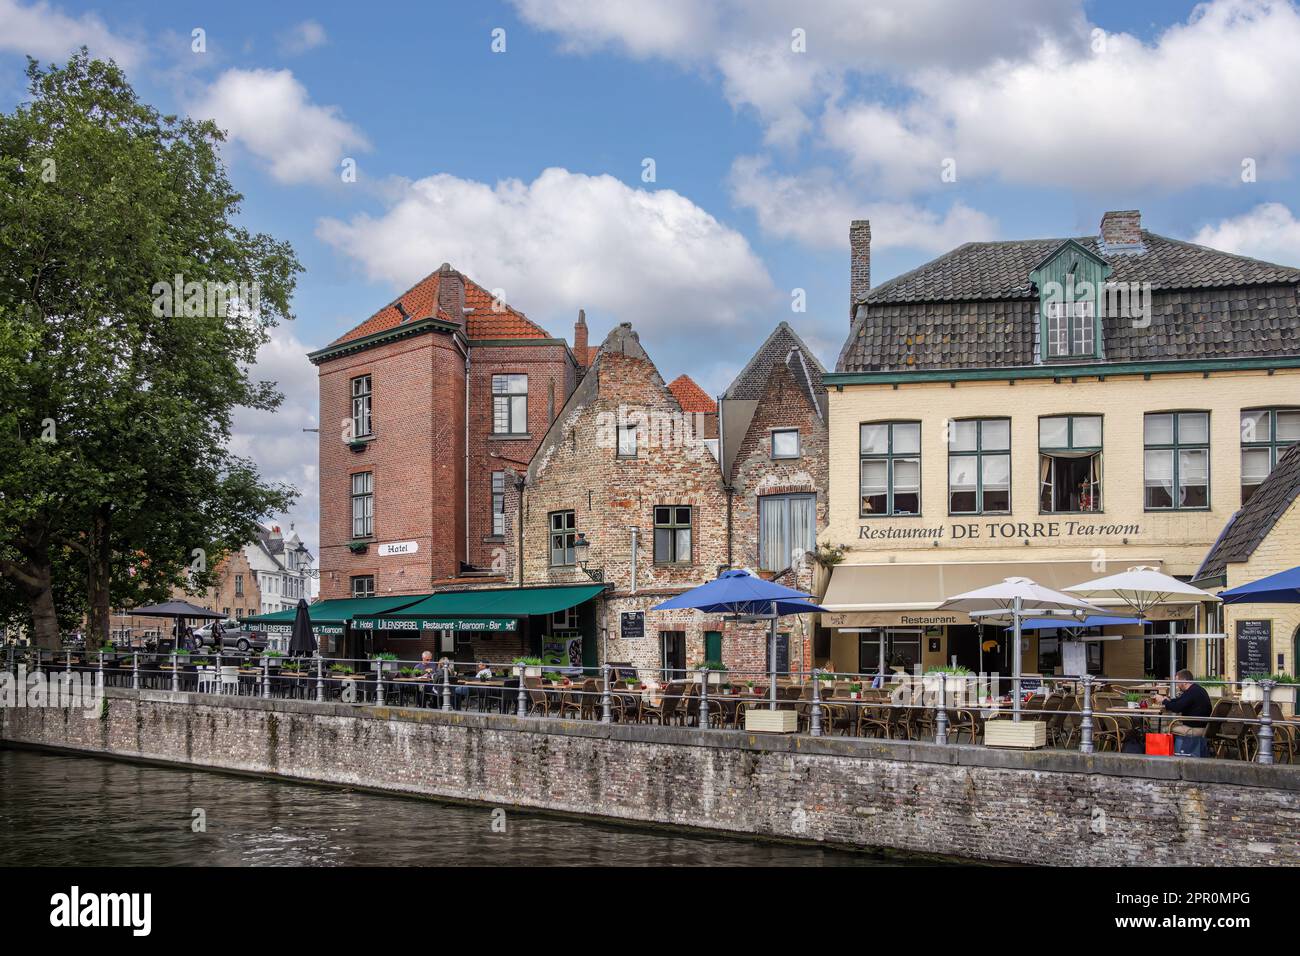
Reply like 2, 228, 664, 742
1241, 408, 1300, 503
771, 429, 800, 459
235, 574, 243, 596
617, 424, 637, 458
1144, 412, 1209, 510
758, 494, 816, 572
549, 510, 576, 566
704, 631, 722, 663
948, 418, 1010, 514
223, 607, 230, 617
351, 375, 372, 438
236, 608, 243, 619
654, 506, 693, 564
1038, 415, 1102, 513
551, 607, 577, 630
491, 472, 506, 537
351, 575, 375, 599
492, 374, 528, 434
1045, 298, 1095, 359
859, 422, 921, 516
351, 472, 374, 538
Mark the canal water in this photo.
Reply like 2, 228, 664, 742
0, 749, 904, 866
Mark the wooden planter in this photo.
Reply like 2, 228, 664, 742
984, 720, 1047, 749
744, 709, 799, 734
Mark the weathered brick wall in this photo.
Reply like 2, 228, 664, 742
6, 690, 1299, 866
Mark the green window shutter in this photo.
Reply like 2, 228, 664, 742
704, 631, 722, 663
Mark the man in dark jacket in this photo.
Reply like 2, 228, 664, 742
1155, 669, 1212, 734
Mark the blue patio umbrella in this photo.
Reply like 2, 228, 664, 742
1009, 615, 1142, 632
1220, 566, 1300, 604
653, 569, 827, 709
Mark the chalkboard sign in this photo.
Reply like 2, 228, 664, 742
620, 611, 644, 640
1236, 619, 1272, 680
765, 632, 791, 675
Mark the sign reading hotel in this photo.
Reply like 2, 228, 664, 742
353, 617, 516, 632
859, 519, 1143, 542
376, 541, 420, 556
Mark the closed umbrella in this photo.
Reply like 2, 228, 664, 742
937, 577, 1106, 720
288, 598, 316, 658
653, 569, 826, 709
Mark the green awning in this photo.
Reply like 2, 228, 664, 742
355, 584, 604, 630
241, 595, 431, 634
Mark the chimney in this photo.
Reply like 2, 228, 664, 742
574, 309, 588, 365
1099, 210, 1141, 251
850, 219, 871, 324
436, 262, 466, 326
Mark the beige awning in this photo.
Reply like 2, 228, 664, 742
822, 558, 1179, 628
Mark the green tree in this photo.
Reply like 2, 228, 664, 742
0, 52, 300, 648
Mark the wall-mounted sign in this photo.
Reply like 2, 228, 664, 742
376, 541, 419, 556
858, 520, 1142, 542
353, 617, 516, 632
1235, 619, 1272, 681
620, 611, 645, 639
261, 623, 345, 636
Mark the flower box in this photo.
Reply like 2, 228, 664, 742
744, 709, 799, 734
984, 720, 1047, 750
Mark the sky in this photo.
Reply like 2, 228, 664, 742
6, 0, 1300, 562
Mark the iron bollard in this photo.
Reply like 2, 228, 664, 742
315, 654, 325, 702
132, 651, 140, 691
517, 667, 527, 717
699, 670, 710, 730
601, 663, 612, 724
171, 650, 179, 694
375, 661, 386, 707
262, 654, 271, 700
441, 666, 452, 711
214, 649, 222, 695
1258, 680, 1275, 765
97, 649, 103, 686
66, 649, 72, 674
935, 673, 949, 745
810, 668, 823, 737
1080, 674, 1095, 754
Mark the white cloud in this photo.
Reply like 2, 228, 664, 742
1192, 202, 1300, 266
729, 156, 997, 252
231, 325, 320, 560
188, 68, 368, 185
278, 19, 328, 56
0, 0, 143, 67
316, 167, 780, 334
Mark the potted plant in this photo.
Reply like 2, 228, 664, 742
371, 651, 399, 673
542, 670, 564, 684
1125, 692, 1141, 710
693, 660, 726, 685
347, 539, 369, 555
512, 656, 543, 678
849, 682, 863, 700
329, 663, 355, 676
925, 665, 973, 702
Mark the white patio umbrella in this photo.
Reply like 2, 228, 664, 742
937, 577, 1108, 721
1065, 566, 1222, 692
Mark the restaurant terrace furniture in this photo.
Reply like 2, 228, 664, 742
524, 677, 551, 717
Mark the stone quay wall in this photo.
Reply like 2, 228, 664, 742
4, 689, 1299, 865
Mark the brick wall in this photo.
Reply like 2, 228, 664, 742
8, 689, 1299, 866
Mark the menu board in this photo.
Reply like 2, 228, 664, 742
765, 632, 790, 675
1236, 619, 1272, 680
620, 611, 644, 640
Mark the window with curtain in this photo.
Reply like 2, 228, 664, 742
1241, 408, 1300, 503
351, 374, 372, 438
351, 575, 375, 598
654, 506, 692, 564
491, 471, 506, 536
758, 494, 816, 572
351, 471, 373, 537
948, 418, 1010, 514
859, 421, 921, 516
1144, 412, 1209, 509
1038, 415, 1102, 513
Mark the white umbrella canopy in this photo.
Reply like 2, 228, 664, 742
1064, 565, 1221, 615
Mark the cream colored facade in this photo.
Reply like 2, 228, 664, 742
822, 367, 1300, 678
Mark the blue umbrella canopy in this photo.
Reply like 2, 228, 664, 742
1008, 615, 1142, 631
652, 569, 826, 617
1220, 566, 1300, 604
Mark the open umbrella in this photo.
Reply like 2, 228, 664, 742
1220, 565, 1300, 604
128, 599, 226, 650
288, 598, 316, 658
653, 569, 826, 709
1066, 566, 1221, 690
937, 577, 1106, 720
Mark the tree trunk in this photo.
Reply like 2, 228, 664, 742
29, 567, 60, 649
86, 506, 112, 649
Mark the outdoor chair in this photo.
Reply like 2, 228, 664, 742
524, 676, 551, 717
560, 678, 598, 721
945, 708, 980, 744
195, 665, 216, 693
1212, 702, 1254, 760
641, 681, 686, 725
1245, 702, 1295, 763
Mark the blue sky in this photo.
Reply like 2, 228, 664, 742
6, 0, 1300, 557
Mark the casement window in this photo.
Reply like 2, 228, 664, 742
948, 418, 1011, 515
549, 510, 576, 566
235, 574, 243, 596
1241, 408, 1300, 504
491, 471, 506, 536
617, 424, 637, 458
758, 494, 816, 572
1144, 412, 1210, 510
351, 472, 374, 538
859, 422, 921, 516
771, 428, 800, 460
551, 607, 577, 630
1039, 415, 1102, 513
654, 506, 693, 564
351, 375, 372, 438
351, 575, 375, 599
1045, 298, 1096, 359
492, 374, 528, 434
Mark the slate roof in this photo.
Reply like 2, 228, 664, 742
724, 322, 826, 405
1197, 443, 1300, 580
838, 230, 1300, 373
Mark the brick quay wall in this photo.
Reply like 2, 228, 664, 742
4, 689, 1298, 865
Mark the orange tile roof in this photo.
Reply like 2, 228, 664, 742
667, 374, 717, 414
577, 344, 599, 367
329, 267, 551, 347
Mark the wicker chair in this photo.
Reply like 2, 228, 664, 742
524, 676, 551, 717
642, 681, 686, 725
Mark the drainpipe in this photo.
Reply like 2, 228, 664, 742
464, 348, 471, 569
629, 527, 639, 594
515, 473, 525, 586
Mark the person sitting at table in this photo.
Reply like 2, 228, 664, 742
1153, 669, 1211, 735
474, 661, 493, 680
415, 651, 436, 677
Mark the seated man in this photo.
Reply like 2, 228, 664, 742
1153, 669, 1212, 736
474, 661, 493, 680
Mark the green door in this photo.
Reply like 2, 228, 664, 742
704, 631, 722, 664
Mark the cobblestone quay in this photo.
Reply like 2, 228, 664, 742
4, 689, 1298, 865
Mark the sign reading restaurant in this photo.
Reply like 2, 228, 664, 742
859, 519, 1143, 541
353, 617, 516, 632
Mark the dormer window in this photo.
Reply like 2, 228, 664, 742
1045, 298, 1095, 358
1029, 239, 1111, 363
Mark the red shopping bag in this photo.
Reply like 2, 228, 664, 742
1145, 732, 1174, 756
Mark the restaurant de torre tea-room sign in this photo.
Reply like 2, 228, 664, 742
858, 519, 1143, 543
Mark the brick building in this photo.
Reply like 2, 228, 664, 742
110, 549, 262, 645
